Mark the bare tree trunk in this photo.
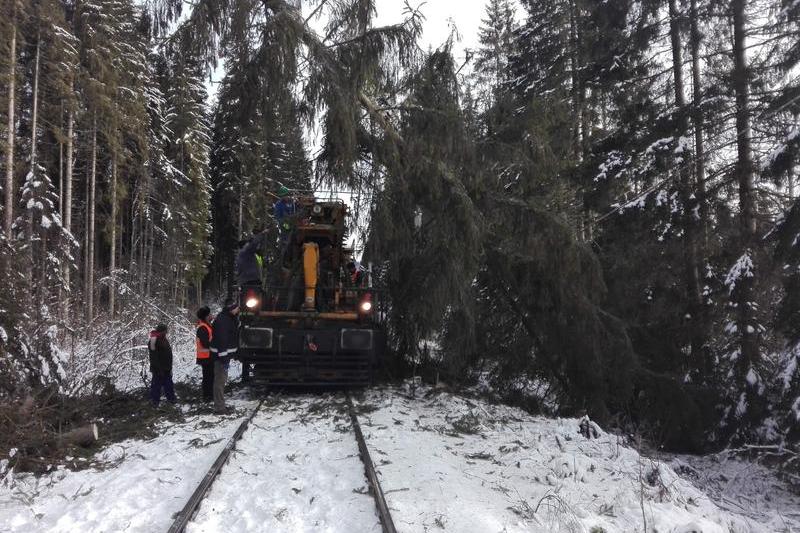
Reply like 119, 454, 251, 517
62, 110, 74, 317
569, 0, 583, 161
64, 111, 74, 237
791, 113, 798, 199
83, 157, 89, 310
177, 270, 184, 308
145, 215, 154, 297
58, 135, 63, 214
128, 182, 137, 280
57, 117, 64, 317
83, 174, 87, 269
569, 0, 588, 241
5, 5, 17, 239
689, 0, 708, 249
132, 161, 148, 295
171, 252, 178, 303
138, 210, 146, 293
109, 157, 117, 318
733, 1, 756, 239
25, 33, 42, 303
30, 35, 40, 168
87, 120, 97, 326
732, 0, 760, 421
669, 0, 704, 374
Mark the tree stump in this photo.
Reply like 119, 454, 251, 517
59, 423, 99, 448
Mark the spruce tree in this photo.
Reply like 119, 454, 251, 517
162, 51, 212, 303
369, 48, 483, 362
473, 0, 517, 107
769, 0, 800, 445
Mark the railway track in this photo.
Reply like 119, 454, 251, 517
166, 394, 395, 533
347, 393, 397, 533
167, 400, 265, 533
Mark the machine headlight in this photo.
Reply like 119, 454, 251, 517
360, 301, 373, 312
246, 297, 259, 309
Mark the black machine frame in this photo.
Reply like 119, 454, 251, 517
237, 286, 387, 386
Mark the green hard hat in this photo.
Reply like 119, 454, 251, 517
278, 186, 290, 197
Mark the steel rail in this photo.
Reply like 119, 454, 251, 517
166, 400, 264, 533
346, 394, 397, 533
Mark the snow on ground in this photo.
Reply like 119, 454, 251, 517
355, 385, 800, 533
0, 396, 256, 533
186, 395, 380, 533
1, 384, 798, 533
667, 452, 800, 531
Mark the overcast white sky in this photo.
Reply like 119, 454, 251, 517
372, 0, 512, 66
206, 0, 523, 100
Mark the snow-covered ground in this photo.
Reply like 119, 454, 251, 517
1, 384, 798, 533
0, 395, 257, 532
355, 386, 800, 533
667, 452, 800, 531
186, 395, 379, 533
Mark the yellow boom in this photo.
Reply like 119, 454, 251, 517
302, 242, 319, 310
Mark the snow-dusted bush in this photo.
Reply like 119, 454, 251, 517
61, 277, 200, 396
0, 237, 65, 398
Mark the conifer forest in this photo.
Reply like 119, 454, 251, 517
1, 0, 800, 466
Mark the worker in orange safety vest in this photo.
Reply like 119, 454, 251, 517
196, 306, 215, 402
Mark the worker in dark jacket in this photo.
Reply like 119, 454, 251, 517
195, 306, 214, 402
148, 323, 176, 407
235, 232, 267, 287
211, 300, 240, 413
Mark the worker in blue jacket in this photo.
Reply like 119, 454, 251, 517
273, 186, 298, 265
273, 186, 297, 227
